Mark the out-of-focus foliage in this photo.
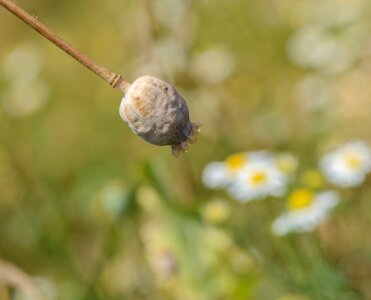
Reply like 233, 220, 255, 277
0, 0, 370, 299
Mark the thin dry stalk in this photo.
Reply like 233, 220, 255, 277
0, 0, 131, 93
0, 261, 45, 300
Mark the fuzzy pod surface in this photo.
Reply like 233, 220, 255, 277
119, 76, 199, 156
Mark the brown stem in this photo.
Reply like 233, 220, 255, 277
0, 260, 45, 300
0, 0, 131, 93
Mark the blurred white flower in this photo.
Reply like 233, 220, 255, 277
287, 25, 356, 74
320, 140, 371, 187
309, 0, 365, 27
202, 151, 273, 189
276, 152, 298, 175
228, 159, 288, 202
272, 189, 339, 236
2, 79, 49, 118
153, 38, 188, 77
153, 0, 190, 29
131, 38, 188, 80
189, 46, 235, 84
3, 43, 43, 81
293, 73, 333, 112
288, 26, 336, 68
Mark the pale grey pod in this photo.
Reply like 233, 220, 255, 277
119, 76, 200, 156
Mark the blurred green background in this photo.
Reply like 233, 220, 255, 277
0, 0, 371, 299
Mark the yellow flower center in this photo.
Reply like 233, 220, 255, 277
225, 153, 247, 172
288, 189, 314, 210
344, 153, 361, 170
202, 200, 230, 224
250, 171, 267, 186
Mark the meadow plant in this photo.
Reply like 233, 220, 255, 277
202, 141, 370, 235
0, 0, 199, 156
1, 0, 371, 299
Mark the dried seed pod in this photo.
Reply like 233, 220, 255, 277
119, 76, 200, 156
0, 1, 199, 156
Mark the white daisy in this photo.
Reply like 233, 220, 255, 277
320, 140, 371, 188
202, 152, 248, 189
272, 189, 339, 236
227, 159, 288, 202
202, 151, 273, 189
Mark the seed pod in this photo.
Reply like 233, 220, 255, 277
119, 76, 200, 156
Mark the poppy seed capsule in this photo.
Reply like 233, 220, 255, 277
119, 76, 200, 156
